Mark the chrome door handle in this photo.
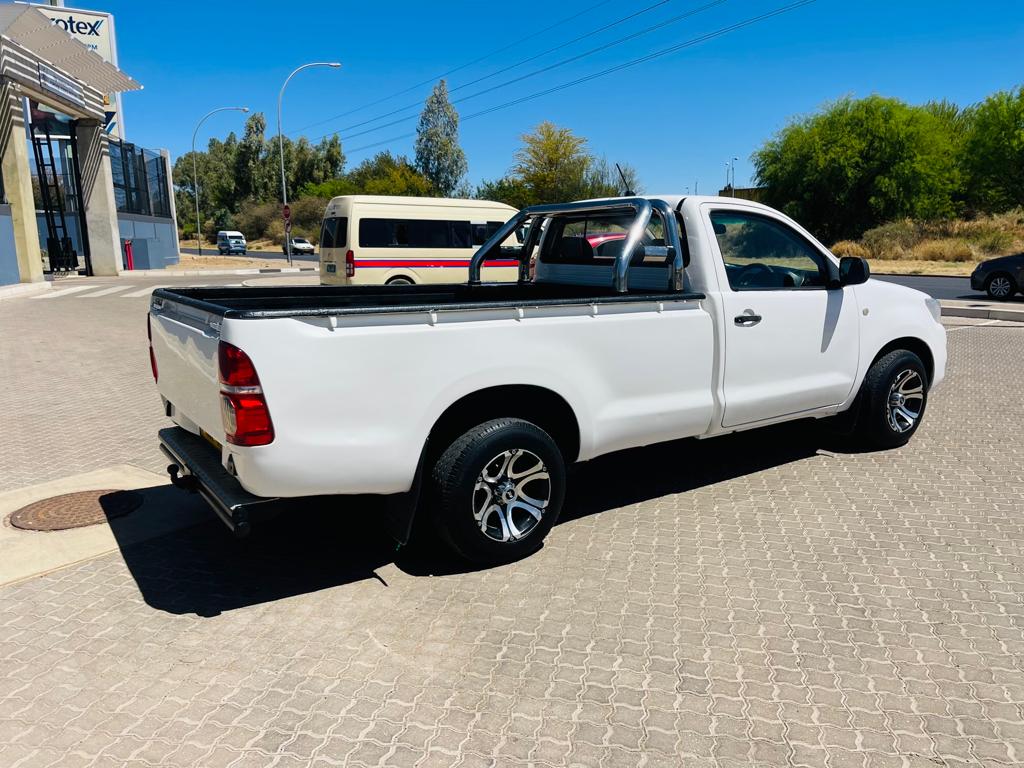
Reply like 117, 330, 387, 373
734, 314, 762, 326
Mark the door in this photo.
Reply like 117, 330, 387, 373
706, 207, 860, 428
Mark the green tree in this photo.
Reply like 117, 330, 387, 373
235, 112, 269, 201
478, 123, 641, 208
348, 152, 433, 196
963, 86, 1024, 212
414, 80, 468, 196
512, 121, 591, 204
753, 95, 962, 241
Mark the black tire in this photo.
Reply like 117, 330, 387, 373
855, 349, 929, 449
386, 276, 414, 286
985, 273, 1016, 300
431, 418, 565, 565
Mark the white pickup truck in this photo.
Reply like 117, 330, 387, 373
149, 195, 946, 564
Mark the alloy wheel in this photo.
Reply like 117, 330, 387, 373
988, 276, 1012, 298
886, 369, 925, 433
472, 449, 551, 542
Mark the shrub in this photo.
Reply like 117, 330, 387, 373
861, 220, 919, 259
233, 200, 278, 241
968, 228, 1014, 254
909, 238, 974, 262
830, 240, 870, 259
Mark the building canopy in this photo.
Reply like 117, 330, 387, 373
0, 4, 140, 95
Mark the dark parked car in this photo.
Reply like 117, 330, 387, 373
971, 252, 1024, 300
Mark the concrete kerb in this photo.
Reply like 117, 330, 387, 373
940, 300, 1024, 322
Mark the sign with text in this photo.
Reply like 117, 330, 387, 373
38, 63, 85, 107
31, 4, 124, 138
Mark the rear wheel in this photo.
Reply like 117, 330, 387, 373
386, 276, 414, 286
986, 273, 1016, 300
431, 418, 565, 565
854, 350, 928, 449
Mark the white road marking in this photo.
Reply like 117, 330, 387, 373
79, 285, 135, 298
30, 285, 95, 299
946, 319, 1002, 332
122, 285, 168, 298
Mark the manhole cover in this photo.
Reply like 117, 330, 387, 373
7, 490, 143, 531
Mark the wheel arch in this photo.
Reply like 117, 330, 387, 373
869, 337, 935, 385
426, 385, 581, 465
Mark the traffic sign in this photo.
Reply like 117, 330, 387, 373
282, 204, 291, 222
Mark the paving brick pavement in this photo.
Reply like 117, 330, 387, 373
0, 280, 201, 492
1, 299, 1023, 766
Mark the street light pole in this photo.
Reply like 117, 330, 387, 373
277, 62, 341, 265
730, 156, 739, 196
191, 106, 249, 258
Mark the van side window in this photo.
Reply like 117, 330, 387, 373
320, 217, 346, 250
472, 221, 507, 246
359, 219, 478, 249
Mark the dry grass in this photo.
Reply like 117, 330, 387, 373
833, 208, 1023, 276
866, 259, 982, 276
908, 239, 975, 262
830, 240, 871, 259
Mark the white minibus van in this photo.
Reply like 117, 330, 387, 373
318, 196, 520, 286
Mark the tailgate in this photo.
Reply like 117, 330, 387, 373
149, 294, 224, 440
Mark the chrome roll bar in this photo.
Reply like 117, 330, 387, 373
468, 196, 683, 293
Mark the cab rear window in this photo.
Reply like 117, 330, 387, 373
320, 217, 347, 250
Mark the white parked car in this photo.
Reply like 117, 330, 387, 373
284, 237, 315, 256
149, 195, 946, 565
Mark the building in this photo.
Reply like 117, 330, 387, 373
0, 3, 177, 287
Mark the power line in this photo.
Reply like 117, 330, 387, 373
299, 0, 676, 140
291, 0, 617, 135
316, 0, 727, 145
342, 0, 817, 158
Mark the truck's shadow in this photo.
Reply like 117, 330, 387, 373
109, 421, 834, 617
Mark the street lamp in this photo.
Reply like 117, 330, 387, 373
191, 106, 249, 258
278, 62, 341, 264
728, 156, 739, 196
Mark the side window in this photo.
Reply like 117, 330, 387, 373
359, 218, 472, 248
710, 211, 830, 290
472, 221, 509, 246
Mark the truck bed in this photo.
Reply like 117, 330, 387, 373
153, 282, 704, 319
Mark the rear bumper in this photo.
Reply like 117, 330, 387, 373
159, 426, 279, 536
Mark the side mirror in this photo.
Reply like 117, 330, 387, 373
838, 256, 870, 286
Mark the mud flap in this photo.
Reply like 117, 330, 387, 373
381, 440, 428, 546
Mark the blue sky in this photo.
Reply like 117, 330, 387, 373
76, 0, 1024, 193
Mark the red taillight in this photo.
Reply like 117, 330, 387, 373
217, 341, 274, 446
345, 249, 355, 278
147, 315, 158, 382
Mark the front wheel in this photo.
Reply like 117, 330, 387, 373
854, 350, 929, 449
431, 418, 565, 565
